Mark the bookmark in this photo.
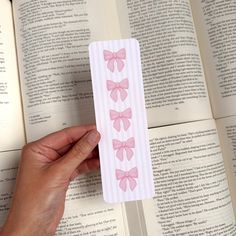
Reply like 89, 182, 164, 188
89, 39, 154, 203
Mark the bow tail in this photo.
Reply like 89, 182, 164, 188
107, 59, 115, 72
120, 89, 128, 101
116, 59, 125, 72
110, 89, 118, 102
113, 118, 121, 132
122, 118, 131, 131
128, 177, 137, 191
119, 178, 128, 192
125, 148, 133, 161
116, 148, 124, 161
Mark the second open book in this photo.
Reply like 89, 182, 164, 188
1, 0, 236, 235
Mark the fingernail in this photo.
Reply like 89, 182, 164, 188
86, 130, 100, 145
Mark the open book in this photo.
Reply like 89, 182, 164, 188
1, 0, 236, 234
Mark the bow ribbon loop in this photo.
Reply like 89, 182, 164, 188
116, 167, 138, 192
107, 79, 129, 102
113, 138, 135, 161
103, 48, 126, 72
110, 108, 132, 132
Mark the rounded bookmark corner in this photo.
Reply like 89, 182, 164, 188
130, 38, 140, 48
150, 189, 155, 198
88, 41, 97, 52
103, 194, 114, 204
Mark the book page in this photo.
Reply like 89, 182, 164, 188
149, 120, 236, 235
12, 0, 121, 142
56, 172, 128, 235
139, 200, 163, 236
0, 151, 20, 227
190, 0, 236, 118
0, 0, 25, 151
216, 116, 236, 216
0, 150, 129, 235
115, 0, 212, 127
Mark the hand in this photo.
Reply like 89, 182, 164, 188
1, 125, 100, 236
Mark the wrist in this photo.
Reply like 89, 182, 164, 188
1, 212, 55, 236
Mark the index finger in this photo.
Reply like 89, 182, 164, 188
34, 124, 96, 151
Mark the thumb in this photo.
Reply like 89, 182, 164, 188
56, 129, 100, 178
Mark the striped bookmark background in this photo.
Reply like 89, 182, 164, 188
89, 38, 154, 203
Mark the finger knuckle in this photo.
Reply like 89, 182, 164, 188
62, 128, 76, 144
73, 140, 91, 159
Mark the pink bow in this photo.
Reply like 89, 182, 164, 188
110, 108, 132, 132
113, 138, 135, 161
116, 167, 138, 192
103, 48, 126, 72
107, 79, 129, 102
